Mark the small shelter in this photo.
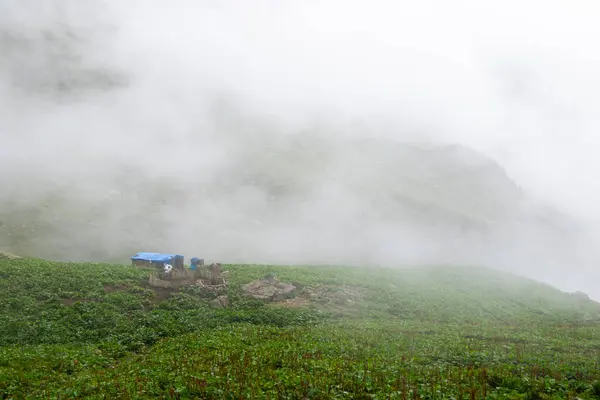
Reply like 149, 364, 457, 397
131, 252, 184, 271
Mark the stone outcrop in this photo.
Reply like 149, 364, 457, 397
242, 276, 297, 302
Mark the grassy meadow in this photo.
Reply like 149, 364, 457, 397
1, 255, 600, 399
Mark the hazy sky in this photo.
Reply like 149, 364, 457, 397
107, 0, 600, 216
3, 0, 600, 212
2, 0, 600, 296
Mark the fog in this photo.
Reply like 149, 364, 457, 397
2, 1, 600, 299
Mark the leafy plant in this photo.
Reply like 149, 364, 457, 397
2, 257, 600, 398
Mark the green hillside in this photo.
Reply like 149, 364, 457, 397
2, 256, 600, 398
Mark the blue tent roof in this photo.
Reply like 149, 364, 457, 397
131, 252, 183, 262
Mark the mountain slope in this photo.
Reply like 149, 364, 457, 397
2, 258, 600, 398
0, 135, 590, 276
1, 257, 598, 349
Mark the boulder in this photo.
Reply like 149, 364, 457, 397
242, 277, 297, 302
209, 295, 230, 309
217, 295, 230, 308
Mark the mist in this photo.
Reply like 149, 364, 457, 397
2, 1, 600, 299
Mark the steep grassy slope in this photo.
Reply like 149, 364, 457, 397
2, 257, 600, 398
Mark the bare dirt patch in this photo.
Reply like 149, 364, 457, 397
272, 285, 363, 311
62, 298, 96, 306
103, 285, 127, 293
139, 279, 178, 302
150, 286, 177, 303
273, 295, 311, 309
305, 285, 362, 305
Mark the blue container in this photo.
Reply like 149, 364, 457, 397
190, 257, 203, 270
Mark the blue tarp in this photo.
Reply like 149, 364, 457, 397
131, 252, 184, 263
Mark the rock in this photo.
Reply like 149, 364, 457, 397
209, 295, 230, 309
0, 251, 21, 260
217, 295, 230, 308
209, 298, 223, 308
242, 278, 297, 302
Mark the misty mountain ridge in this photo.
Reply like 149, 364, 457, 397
0, 135, 586, 280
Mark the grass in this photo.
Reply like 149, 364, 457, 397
1, 256, 600, 399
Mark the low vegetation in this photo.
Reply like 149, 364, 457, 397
1, 256, 600, 399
